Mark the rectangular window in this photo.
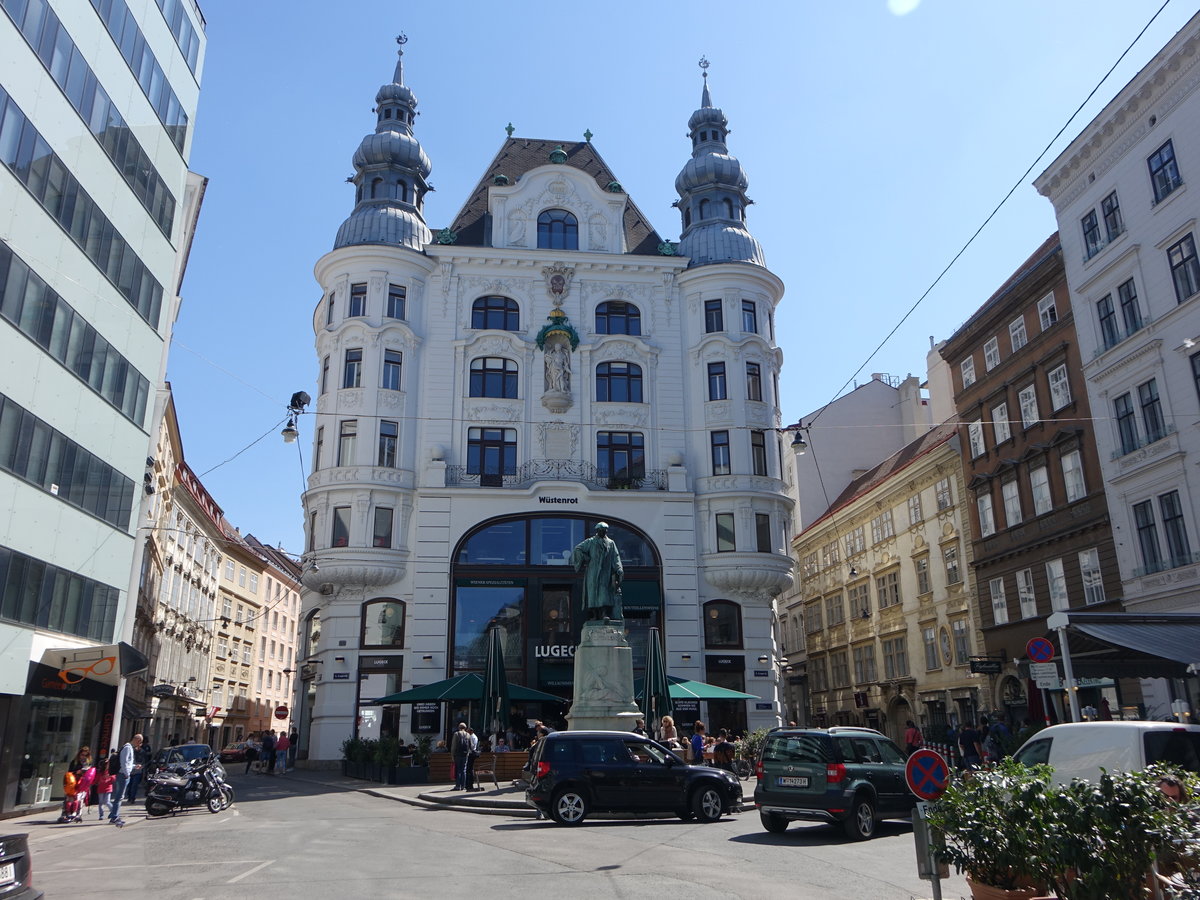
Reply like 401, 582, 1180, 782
944, 542, 961, 584
968, 419, 985, 458
381, 350, 402, 391
597, 431, 645, 484
331, 506, 351, 547
1097, 294, 1119, 349
908, 493, 923, 526
326, 292, 335, 326
745, 362, 762, 402
845, 526, 865, 557
378, 420, 398, 467
952, 619, 969, 665
1079, 548, 1104, 605
321, 355, 330, 394
715, 513, 736, 552
830, 650, 850, 688
924, 626, 940, 669
1117, 279, 1142, 334
710, 430, 730, 475
249, 573, 259, 593
348, 283, 367, 317
1016, 568, 1038, 619
977, 491, 996, 537
1149, 139, 1182, 203
1001, 479, 1022, 528
883, 635, 909, 678
707, 362, 726, 400
704, 299, 723, 333
1169, 234, 1200, 303
1022, 465, 1051, 513
992, 402, 1011, 446
372, 507, 393, 548
825, 593, 845, 627
853, 644, 877, 683
741, 299, 758, 334
342, 348, 362, 389
307, 511, 316, 553
849, 581, 870, 618
1134, 499, 1163, 573
1138, 379, 1165, 443
915, 556, 930, 594
314, 426, 324, 471
1102, 191, 1124, 241
936, 477, 953, 511
224, 560, 234, 581
750, 430, 768, 476
386, 284, 405, 319
1081, 209, 1103, 259
806, 601, 824, 635
1060, 450, 1085, 503
337, 420, 357, 466
1048, 365, 1071, 411
1046, 558, 1068, 611
1037, 293, 1058, 331
755, 513, 772, 553
1160, 491, 1191, 567
989, 577, 1009, 625
871, 510, 895, 544
1114, 393, 1138, 455
1018, 384, 1039, 428
982, 337, 1001, 371
876, 570, 900, 609
1009, 316, 1028, 352
466, 427, 517, 481
1192, 352, 1200, 405
960, 356, 976, 389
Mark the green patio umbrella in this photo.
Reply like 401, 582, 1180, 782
370, 672, 562, 705
635, 675, 761, 702
480, 626, 511, 734
641, 627, 673, 739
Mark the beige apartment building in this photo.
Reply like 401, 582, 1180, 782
792, 422, 986, 745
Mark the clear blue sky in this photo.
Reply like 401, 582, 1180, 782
170, 0, 1198, 557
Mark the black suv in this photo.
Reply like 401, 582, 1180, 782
753, 726, 915, 839
526, 730, 742, 826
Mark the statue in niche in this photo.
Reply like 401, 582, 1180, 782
545, 341, 571, 394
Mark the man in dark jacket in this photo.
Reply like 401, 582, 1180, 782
261, 731, 277, 774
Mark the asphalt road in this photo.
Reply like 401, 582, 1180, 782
20, 771, 970, 899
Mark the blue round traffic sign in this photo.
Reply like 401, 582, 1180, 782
1027, 637, 1055, 663
906, 748, 950, 800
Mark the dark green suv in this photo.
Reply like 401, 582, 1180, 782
753, 726, 915, 839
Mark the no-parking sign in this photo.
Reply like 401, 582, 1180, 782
905, 748, 950, 801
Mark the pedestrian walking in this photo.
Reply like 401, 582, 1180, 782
109, 733, 143, 826
904, 720, 924, 756
274, 731, 290, 774
451, 722, 469, 790
465, 727, 480, 791
73, 747, 96, 820
957, 721, 983, 769
94, 751, 115, 821
260, 730, 277, 774
243, 735, 259, 774
126, 739, 149, 802
691, 721, 707, 765
287, 729, 299, 769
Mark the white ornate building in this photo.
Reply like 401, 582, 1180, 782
297, 44, 795, 762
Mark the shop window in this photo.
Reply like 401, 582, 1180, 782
704, 600, 742, 648
362, 598, 405, 648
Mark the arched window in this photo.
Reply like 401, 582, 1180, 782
471, 296, 520, 331
699, 199, 710, 220
470, 357, 518, 398
683, 207, 692, 228
362, 598, 405, 649
397, 180, 408, 202
596, 362, 643, 403
595, 301, 642, 336
703, 600, 742, 648
370, 177, 383, 199
724, 198, 734, 219
537, 208, 578, 250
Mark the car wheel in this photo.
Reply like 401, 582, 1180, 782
550, 788, 589, 826
145, 799, 172, 817
843, 795, 876, 840
760, 811, 788, 833
691, 784, 725, 823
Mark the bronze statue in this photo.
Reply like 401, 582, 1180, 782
571, 522, 624, 621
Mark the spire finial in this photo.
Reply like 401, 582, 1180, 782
698, 56, 713, 107
505, 122, 515, 137
393, 32, 407, 84
584, 128, 593, 143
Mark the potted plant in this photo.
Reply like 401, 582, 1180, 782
340, 736, 371, 779
926, 758, 1050, 899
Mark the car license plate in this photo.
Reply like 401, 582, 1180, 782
778, 775, 808, 788
0, 861, 14, 884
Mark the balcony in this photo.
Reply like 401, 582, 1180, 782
1132, 551, 1200, 579
1092, 318, 1149, 359
1110, 423, 1177, 464
445, 459, 666, 491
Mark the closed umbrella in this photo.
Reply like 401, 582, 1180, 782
642, 627, 672, 739
480, 626, 511, 735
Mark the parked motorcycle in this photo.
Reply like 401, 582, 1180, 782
144, 754, 233, 816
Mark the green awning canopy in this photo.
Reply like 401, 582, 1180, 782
371, 672, 564, 705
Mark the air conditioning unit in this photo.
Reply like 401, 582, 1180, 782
320, 583, 334, 595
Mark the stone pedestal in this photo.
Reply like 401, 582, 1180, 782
541, 389, 571, 414
566, 620, 642, 731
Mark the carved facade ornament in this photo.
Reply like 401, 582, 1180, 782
542, 263, 574, 306
508, 210, 527, 247
589, 213, 607, 250
378, 390, 405, 409
537, 422, 580, 456
470, 334, 523, 357
592, 339, 640, 361
339, 388, 363, 410
466, 403, 522, 422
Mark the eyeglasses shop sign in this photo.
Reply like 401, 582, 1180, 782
535, 644, 576, 659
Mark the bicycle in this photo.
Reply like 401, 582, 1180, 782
731, 758, 752, 780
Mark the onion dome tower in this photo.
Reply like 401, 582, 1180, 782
334, 34, 432, 251
674, 58, 765, 267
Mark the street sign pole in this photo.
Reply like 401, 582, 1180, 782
913, 800, 946, 899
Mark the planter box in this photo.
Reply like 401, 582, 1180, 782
385, 765, 428, 785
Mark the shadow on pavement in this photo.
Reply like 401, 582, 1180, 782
729, 818, 914, 846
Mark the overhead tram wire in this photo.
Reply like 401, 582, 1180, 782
803, 0, 1173, 432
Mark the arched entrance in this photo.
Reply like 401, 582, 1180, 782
449, 513, 663, 728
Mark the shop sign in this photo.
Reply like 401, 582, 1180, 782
705, 655, 745, 671
412, 702, 440, 734
359, 655, 403, 672
969, 656, 1004, 675
534, 645, 576, 659
538, 496, 579, 505
673, 699, 700, 718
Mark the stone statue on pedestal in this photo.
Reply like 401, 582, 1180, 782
570, 522, 623, 621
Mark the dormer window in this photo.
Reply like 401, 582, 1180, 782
370, 177, 383, 199
383, 108, 392, 119
537, 209, 578, 250
699, 199, 710, 219
397, 180, 408, 202
724, 199, 734, 219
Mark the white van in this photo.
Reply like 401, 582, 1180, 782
1012, 721, 1200, 784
